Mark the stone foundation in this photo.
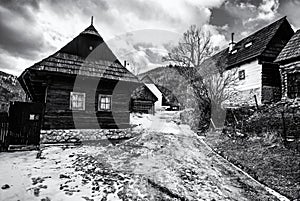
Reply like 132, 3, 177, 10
40, 128, 134, 144
223, 87, 261, 107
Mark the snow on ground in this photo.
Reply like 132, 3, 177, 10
0, 111, 283, 200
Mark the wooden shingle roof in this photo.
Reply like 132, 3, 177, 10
201, 17, 291, 70
275, 29, 300, 64
22, 24, 139, 83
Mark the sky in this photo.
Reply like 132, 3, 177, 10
0, 0, 299, 76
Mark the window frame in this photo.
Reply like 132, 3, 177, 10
70, 92, 86, 111
231, 49, 238, 54
238, 70, 245, 80
245, 41, 253, 48
98, 94, 112, 111
287, 73, 300, 98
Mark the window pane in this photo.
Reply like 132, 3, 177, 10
70, 92, 85, 110
98, 95, 112, 110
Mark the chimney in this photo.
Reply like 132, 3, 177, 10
124, 60, 127, 67
229, 33, 235, 52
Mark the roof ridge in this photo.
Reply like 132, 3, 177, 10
80, 24, 101, 38
201, 17, 291, 69
234, 16, 286, 45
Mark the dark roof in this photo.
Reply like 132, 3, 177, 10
131, 85, 158, 102
275, 29, 300, 63
141, 75, 154, 84
202, 17, 290, 70
20, 24, 139, 83
156, 85, 180, 106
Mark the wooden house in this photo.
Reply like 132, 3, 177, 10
156, 85, 180, 110
18, 21, 141, 129
140, 75, 180, 111
131, 84, 157, 114
275, 29, 300, 99
202, 17, 294, 106
141, 75, 163, 110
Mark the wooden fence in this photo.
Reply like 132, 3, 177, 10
0, 112, 9, 149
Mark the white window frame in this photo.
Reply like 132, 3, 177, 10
231, 49, 238, 54
245, 41, 253, 48
70, 92, 86, 111
98, 94, 112, 111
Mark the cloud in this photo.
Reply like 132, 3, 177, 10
1, 0, 299, 76
0, 2, 53, 60
0, 0, 229, 76
107, 30, 181, 74
210, 0, 282, 43
279, 0, 300, 29
256, 0, 280, 20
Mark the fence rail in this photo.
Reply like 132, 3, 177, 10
0, 112, 9, 149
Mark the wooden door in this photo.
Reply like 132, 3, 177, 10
8, 102, 44, 145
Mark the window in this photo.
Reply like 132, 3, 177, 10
245, 41, 253, 48
238, 70, 245, 80
98, 95, 112, 111
287, 73, 300, 98
231, 49, 238, 54
70, 92, 85, 110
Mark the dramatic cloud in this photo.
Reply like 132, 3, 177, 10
279, 0, 300, 29
210, 0, 285, 42
0, 0, 299, 76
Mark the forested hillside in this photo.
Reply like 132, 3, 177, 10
0, 71, 25, 111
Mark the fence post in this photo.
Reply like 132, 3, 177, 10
254, 95, 259, 111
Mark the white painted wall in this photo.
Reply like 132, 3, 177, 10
224, 59, 262, 105
145, 84, 163, 110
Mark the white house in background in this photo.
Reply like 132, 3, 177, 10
141, 75, 164, 110
201, 17, 294, 106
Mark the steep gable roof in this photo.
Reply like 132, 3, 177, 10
201, 17, 292, 70
275, 29, 300, 64
21, 24, 139, 83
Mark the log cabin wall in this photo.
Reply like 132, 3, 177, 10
279, 61, 300, 99
43, 75, 137, 130
130, 85, 157, 114
261, 63, 282, 103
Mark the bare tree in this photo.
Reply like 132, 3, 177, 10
163, 25, 239, 130
162, 25, 214, 132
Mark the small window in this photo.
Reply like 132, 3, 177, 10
98, 95, 112, 111
245, 42, 253, 48
70, 92, 85, 110
231, 49, 238, 54
238, 70, 245, 80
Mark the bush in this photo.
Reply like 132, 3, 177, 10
225, 100, 300, 140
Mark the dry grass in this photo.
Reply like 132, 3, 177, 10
204, 131, 300, 200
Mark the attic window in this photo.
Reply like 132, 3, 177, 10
231, 49, 238, 54
245, 42, 253, 48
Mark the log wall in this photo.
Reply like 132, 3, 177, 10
43, 76, 138, 129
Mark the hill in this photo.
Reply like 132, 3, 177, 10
0, 71, 26, 111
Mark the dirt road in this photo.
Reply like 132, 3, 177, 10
0, 112, 286, 200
